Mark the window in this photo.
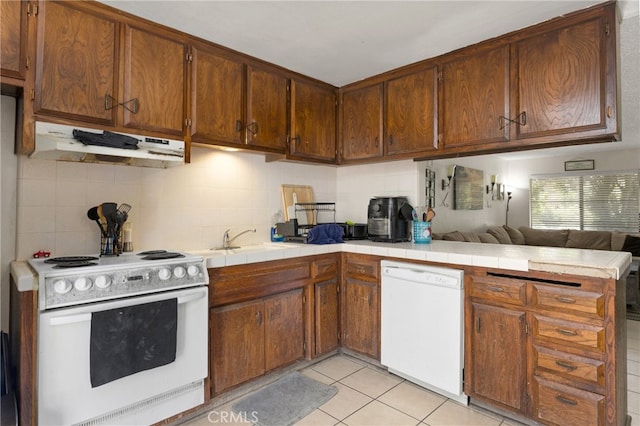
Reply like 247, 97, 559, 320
530, 171, 640, 232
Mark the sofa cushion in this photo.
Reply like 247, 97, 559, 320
478, 233, 500, 244
504, 225, 525, 245
622, 235, 640, 257
519, 227, 569, 247
461, 232, 481, 243
487, 226, 513, 244
611, 232, 627, 251
442, 231, 465, 242
566, 230, 612, 250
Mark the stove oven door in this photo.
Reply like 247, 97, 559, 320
38, 286, 208, 425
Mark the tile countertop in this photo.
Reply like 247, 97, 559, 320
11, 240, 631, 293
189, 240, 632, 280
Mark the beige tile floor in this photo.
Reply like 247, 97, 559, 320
184, 319, 640, 426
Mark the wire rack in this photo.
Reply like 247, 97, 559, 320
294, 202, 336, 225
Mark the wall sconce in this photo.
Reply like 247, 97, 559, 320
486, 175, 504, 201
442, 164, 456, 190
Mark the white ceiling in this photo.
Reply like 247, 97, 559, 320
100, 0, 639, 157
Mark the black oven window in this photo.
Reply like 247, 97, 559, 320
90, 298, 178, 388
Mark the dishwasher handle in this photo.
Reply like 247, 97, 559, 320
382, 265, 463, 289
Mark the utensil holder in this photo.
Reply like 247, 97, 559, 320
413, 221, 432, 244
100, 230, 122, 256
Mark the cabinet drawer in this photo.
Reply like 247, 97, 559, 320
344, 256, 379, 280
534, 346, 605, 388
534, 377, 604, 426
531, 284, 604, 318
469, 276, 526, 305
311, 257, 338, 278
533, 315, 604, 352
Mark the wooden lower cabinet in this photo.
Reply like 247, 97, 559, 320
466, 270, 626, 425
467, 302, 527, 412
314, 278, 339, 355
210, 288, 304, 395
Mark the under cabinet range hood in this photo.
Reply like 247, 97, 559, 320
32, 121, 185, 168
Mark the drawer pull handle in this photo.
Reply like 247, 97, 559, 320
555, 395, 578, 406
487, 286, 504, 292
556, 328, 578, 336
555, 360, 578, 371
556, 296, 576, 304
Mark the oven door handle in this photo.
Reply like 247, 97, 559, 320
178, 289, 207, 305
49, 313, 92, 326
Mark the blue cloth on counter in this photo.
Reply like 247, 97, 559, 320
307, 224, 344, 244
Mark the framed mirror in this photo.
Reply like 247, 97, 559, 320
453, 166, 484, 210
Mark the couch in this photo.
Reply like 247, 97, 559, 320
433, 225, 639, 256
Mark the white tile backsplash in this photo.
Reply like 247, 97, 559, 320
15, 146, 341, 258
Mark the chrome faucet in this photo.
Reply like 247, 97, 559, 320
222, 228, 256, 249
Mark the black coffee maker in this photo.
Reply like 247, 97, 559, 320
367, 196, 414, 242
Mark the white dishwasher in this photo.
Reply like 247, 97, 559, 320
381, 260, 468, 405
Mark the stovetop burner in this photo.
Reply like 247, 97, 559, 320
45, 256, 99, 264
138, 250, 169, 256
141, 252, 185, 260
52, 261, 98, 268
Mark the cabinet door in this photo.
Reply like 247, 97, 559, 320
315, 278, 339, 355
468, 302, 527, 413
513, 16, 609, 140
35, 1, 118, 124
264, 289, 304, 371
191, 46, 243, 145
440, 46, 510, 149
343, 278, 379, 359
290, 80, 336, 162
210, 300, 264, 394
1, 0, 27, 80
385, 67, 438, 156
246, 65, 288, 152
340, 84, 383, 162
122, 25, 186, 136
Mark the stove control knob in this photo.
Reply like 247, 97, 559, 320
187, 265, 200, 277
53, 279, 72, 294
95, 275, 111, 289
173, 266, 186, 279
74, 277, 92, 291
158, 268, 172, 281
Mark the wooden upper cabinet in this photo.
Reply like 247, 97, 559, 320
190, 45, 244, 145
439, 45, 510, 150
385, 66, 438, 156
512, 11, 615, 141
246, 65, 288, 152
340, 83, 383, 163
290, 79, 337, 162
34, 0, 118, 125
122, 25, 186, 136
1, 0, 28, 81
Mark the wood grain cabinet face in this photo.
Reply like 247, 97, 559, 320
290, 79, 337, 162
340, 84, 383, 162
343, 277, 379, 359
385, 66, 438, 156
246, 65, 288, 152
122, 25, 186, 136
439, 46, 510, 149
1, 0, 28, 81
468, 302, 527, 412
35, 1, 118, 125
190, 46, 244, 145
513, 15, 611, 140
314, 278, 339, 355
210, 289, 304, 395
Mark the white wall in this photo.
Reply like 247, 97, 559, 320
14, 148, 337, 259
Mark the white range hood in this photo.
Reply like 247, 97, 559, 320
32, 121, 185, 168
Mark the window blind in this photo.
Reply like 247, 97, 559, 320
530, 171, 639, 232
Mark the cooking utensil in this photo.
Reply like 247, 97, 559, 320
426, 207, 436, 222
87, 206, 108, 237
117, 203, 132, 215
